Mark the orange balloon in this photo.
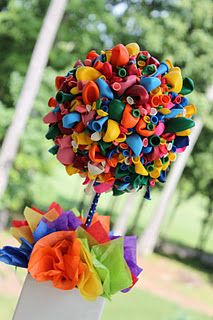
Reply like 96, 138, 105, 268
121, 104, 140, 129
82, 81, 99, 105
89, 144, 105, 163
139, 129, 154, 137
136, 118, 146, 135
110, 44, 129, 66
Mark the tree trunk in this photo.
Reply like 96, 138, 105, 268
0, 0, 68, 201
138, 118, 203, 256
113, 193, 138, 235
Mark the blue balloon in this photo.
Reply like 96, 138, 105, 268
62, 112, 81, 128
126, 134, 143, 156
96, 78, 114, 100
140, 76, 161, 92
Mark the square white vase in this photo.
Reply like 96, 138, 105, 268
13, 274, 105, 320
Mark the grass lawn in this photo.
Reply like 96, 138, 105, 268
0, 289, 212, 320
103, 289, 213, 320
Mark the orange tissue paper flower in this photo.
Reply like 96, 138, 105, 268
28, 231, 86, 290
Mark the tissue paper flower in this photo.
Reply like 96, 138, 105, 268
44, 42, 196, 199
0, 202, 142, 300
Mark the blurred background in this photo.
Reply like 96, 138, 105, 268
0, 0, 212, 319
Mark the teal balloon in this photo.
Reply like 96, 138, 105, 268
165, 117, 195, 133
180, 77, 195, 95
108, 99, 125, 122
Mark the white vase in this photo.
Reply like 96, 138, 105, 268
13, 274, 105, 320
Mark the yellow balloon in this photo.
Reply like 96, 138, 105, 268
66, 165, 80, 176
163, 67, 183, 93
184, 104, 197, 117
150, 168, 161, 179
73, 132, 93, 145
126, 42, 140, 56
176, 129, 191, 136
76, 66, 102, 81
103, 119, 120, 142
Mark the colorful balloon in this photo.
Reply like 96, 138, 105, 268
44, 43, 196, 198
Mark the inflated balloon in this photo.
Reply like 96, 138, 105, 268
44, 43, 196, 198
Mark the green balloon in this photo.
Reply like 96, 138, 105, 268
48, 145, 59, 155
45, 124, 60, 140
180, 77, 195, 95
108, 99, 125, 122
98, 140, 112, 156
165, 117, 195, 133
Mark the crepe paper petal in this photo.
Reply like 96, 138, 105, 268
85, 213, 110, 235
86, 221, 110, 244
10, 226, 34, 244
46, 211, 82, 231
122, 273, 139, 293
24, 207, 44, 233
78, 239, 103, 300
33, 220, 55, 242
0, 247, 28, 268
91, 237, 132, 295
91, 255, 111, 299
48, 202, 62, 214
0, 238, 32, 268
124, 236, 142, 277
28, 231, 86, 291
31, 206, 45, 215
11, 220, 28, 228
42, 208, 61, 222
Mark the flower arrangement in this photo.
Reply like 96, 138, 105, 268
0, 202, 142, 300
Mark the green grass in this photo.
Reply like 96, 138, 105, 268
0, 289, 212, 320
102, 289, 213, 320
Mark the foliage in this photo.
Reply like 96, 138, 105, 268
0, 0, 212, 224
